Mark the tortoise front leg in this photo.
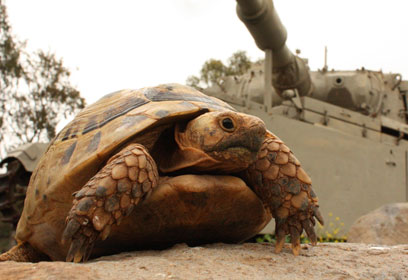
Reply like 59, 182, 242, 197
62, 143, 159, 262
243, 132, 324, 255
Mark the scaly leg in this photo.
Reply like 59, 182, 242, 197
62, 143, 159, 262
243, 132, 324, 255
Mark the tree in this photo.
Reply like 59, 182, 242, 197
0, 0, 24, 129
0, 1, 85, 157
11, 51, 85, 143
186, 50, 252, 90
225, 50, 252, 76
200, 59, 228, 89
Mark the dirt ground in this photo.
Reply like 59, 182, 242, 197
0, 242, 407, 280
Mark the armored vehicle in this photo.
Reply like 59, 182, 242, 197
205, 0, 408, 235
0, 143, 48, 250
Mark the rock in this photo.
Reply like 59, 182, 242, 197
0, 242, 407, 280
348, 203, 408, 245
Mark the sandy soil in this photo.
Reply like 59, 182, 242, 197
0, 242, 407, 280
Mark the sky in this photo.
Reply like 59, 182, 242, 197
5, 0, 408, 106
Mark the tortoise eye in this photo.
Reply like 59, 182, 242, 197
220, 117, 236, 132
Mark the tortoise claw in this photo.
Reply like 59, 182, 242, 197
62, 219, 81, 245
65, 227, 98, 263
274, 229, 286, 254
83, 241, 95, 262
313, 206, 324, 226
301, 218, 317, 245
99, 224, 112, 241
66, 235, 85, 262
274, 219, 287, 254
289, 226, 301, 256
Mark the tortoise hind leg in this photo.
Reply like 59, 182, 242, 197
0, 242, 50, 262
62, 143, 159, 262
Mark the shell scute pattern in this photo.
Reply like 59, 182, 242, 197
20, 84, 235, 227
56, 84, 233, 146
86, 131, 101, 154
60, 142, 77, 165
142, 84, 236, 112
82, 96, 149, 135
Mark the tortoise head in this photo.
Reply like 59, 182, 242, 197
160, 111, 266, 173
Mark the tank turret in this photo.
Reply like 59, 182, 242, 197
236, 0, 311, 97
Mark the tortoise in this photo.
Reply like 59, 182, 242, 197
0, 84, 323, 262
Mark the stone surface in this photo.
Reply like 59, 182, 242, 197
0, 242, 407, 280
348, 203, 408, 245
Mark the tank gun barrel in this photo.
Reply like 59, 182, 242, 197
236, 0, 312, 96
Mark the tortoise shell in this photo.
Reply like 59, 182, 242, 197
15, 84, 240, 245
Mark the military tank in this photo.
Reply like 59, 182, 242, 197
204, 0, 408, 235
0, 143, 48, 251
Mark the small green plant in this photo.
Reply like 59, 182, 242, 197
255, 233, 275, 243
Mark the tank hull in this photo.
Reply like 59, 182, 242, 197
230, 102, 408, 235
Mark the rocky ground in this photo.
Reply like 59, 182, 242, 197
0, 242, 407, 280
